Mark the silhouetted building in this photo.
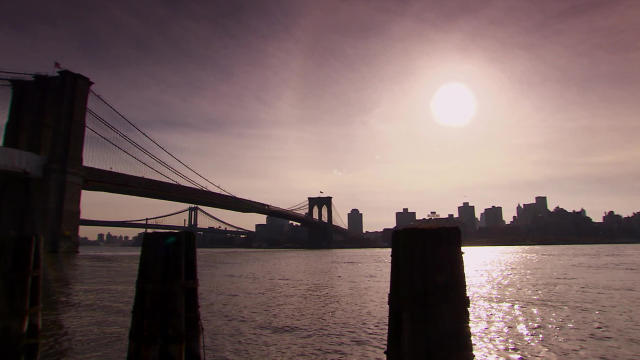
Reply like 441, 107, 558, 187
603, 211, 623, 227
266, 216, 289, 232
535, 196, 548, 213
78, 236, 93, 246
516, 196, 549, 225
396, 208, 416, 228
105, 232, 116, 245
482, 206, 505, 228
457, 202, 477, 232
348, 209, 363, 235
413, 215, 459, 228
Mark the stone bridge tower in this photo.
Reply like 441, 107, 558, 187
306, 196, 333, 248
307, 196, 332, 224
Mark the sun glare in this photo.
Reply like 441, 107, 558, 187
430, 82, 477, 127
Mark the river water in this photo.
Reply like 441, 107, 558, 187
40, 245, 640, 359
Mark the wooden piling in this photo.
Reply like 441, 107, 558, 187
386, 226, 473, 359
127, 231, 202, 360
0, 235, 42, 360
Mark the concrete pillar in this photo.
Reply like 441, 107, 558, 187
386, 226, 473, 359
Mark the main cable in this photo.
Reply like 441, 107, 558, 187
87, 108, 207, 190
332, 202, 347, 228
197, 207, 250, 231
286, 200, 308, 210
0, 69, 36, 76
90, 89, 235, 196
117, 207, 191, 223
85, 124, 180, 184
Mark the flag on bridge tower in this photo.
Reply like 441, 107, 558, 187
54, 61, 62, 70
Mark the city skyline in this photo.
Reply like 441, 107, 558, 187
76, 194, 631, 239
2, 0, 639, 238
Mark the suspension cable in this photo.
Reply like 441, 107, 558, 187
285, 200, 308, 210
85, 125, 180, 184
89, 89, 235, 196
0, 69, 36, 76
197, 207, 250, 231
118, 207, 191, 223
332, 202, 347, 228
87, 108, 207, 190
288, 204, 309, 212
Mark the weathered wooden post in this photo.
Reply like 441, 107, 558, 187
386, 226, 473, 359
0, 235, 42, 360
127, 231, 202, 360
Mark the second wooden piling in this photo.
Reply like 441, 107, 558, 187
127, 231, 202, 360
386, 226, 473, 359
0, 235, 42, 360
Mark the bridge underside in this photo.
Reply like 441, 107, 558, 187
81, 166, 348, 235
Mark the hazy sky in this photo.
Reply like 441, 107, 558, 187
2, 0, 640, 237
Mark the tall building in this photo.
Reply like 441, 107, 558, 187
348, 209, 363, 235
535, 196, 548, 213
395, 208, 416, 228
603, 211, 623, 227
265, 216, 289, 233
516, 196, 549, 225
255, 216, 290, 244
457, 202, 477, 231
482, 206, 505, 227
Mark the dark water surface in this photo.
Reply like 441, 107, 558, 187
40, 245, 640, 359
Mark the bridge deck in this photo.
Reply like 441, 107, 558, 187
81, 166, 348, 234
79, 219, 250, 234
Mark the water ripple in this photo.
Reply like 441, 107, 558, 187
40, 245, 640, 359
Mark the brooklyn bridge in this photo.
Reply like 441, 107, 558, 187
0, 70, 351, 251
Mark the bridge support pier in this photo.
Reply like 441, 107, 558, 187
308, 226, 333, 248
1, 71, 92, 253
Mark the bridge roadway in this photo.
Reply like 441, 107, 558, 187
81, 166, 348, 234
78, 219, 250, 234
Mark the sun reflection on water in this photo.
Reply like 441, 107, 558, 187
463, 246, 539, 360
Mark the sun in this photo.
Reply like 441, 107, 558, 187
430, 82, 477, 127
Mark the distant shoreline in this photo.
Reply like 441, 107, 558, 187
462, 237, 640, 247
80, 236, 640, 249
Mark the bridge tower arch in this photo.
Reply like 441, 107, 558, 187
307, 196, 333, 248
308, 196, 332, 224
188, 206, 198, 228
